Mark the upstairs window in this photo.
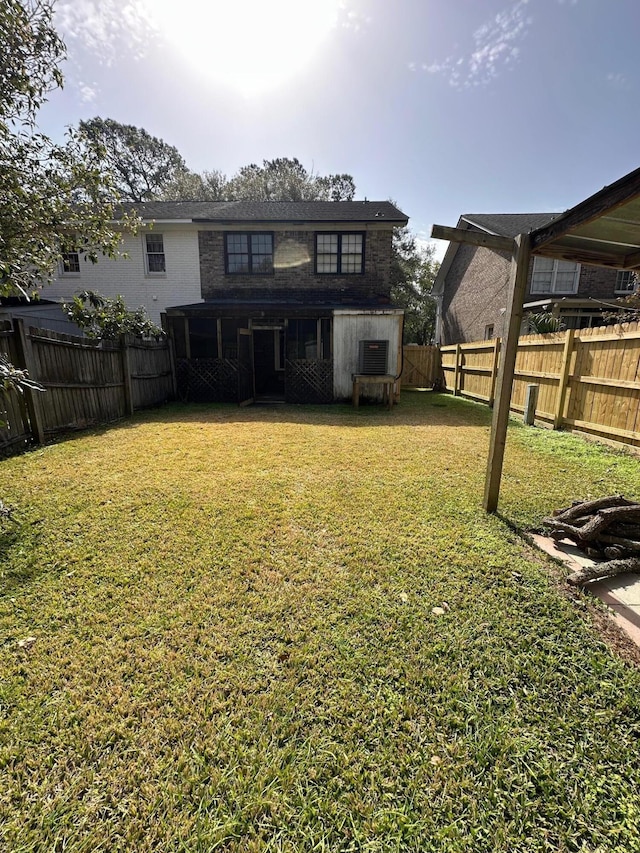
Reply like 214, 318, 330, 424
530, 257, 580, 294
316, 232, 364, 274
145, 233, 166, 273
60, 249, 80, 275
615, 270, 637, 294
225, 233, 273, 274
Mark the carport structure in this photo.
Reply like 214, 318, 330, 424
432, 165, 640, 512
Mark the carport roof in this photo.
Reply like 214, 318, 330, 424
529, 166, 640, 269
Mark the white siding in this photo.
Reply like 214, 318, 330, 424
332, 309, 403, 400
44, 225, 202, 325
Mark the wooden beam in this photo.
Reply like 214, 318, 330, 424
622, 248, 640, 269
431, 224, 515, 254
483, 234, 532, 513
531, 166, 640, 252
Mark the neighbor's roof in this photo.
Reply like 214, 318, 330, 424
460, 213, 559, 237
117, 200, 408, 225
432, 212, 560, 293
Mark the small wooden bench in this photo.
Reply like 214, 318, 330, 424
352, 374, 395, 410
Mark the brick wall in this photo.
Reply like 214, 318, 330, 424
441, 243, 512, 344
199, 228, 393, 304
441, 239, 624, 345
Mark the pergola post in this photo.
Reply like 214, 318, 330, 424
483, 233, 531, 513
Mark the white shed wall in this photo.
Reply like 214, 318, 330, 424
44, 225, 202, 325
332, 309, 403, 400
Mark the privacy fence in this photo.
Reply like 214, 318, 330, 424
399, 345, 442, 388
0, 319, 174, 456
440, 321, 640, 448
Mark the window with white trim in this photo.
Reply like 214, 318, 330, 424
615, 270, 637, 294
316, 232, 364, 274
60, 249, 80, 275
145, 233, 166, 273
530, 257, 580, 294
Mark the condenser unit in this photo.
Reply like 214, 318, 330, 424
358, 339, 389, 375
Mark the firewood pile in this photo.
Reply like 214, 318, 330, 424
542, 495, 640, 586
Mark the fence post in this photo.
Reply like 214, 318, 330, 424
453, 344, 462, 396
488, 337, 501, 407
553, 328, 575, 430
12, 318, 46, 445
524, 383, 539, 425
120, 334, 134, 416
161, 314, 178, 399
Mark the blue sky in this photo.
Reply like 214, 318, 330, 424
39, 0, 640, 259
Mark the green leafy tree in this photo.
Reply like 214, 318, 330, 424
0, 1, 138, 300
78, 117, 186, 203
63, 290, 164, 340
390, 227, 439, 344
178, 157, 356, 202
162, 168, 228, 201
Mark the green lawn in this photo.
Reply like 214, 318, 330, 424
1, 391, 640, 852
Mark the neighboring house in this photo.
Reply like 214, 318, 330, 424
43, 206, 203, 326
433, 213, 629, 344
162, 200, 408, 403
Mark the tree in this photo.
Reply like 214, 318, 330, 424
165, 157, 357, 203
390, 227, 439, 344
162, 168, 227, 201
63, 290, 164, 340
78, 117, 186, 203
0, 1, 138, 300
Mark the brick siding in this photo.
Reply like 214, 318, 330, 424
199, 228, 393, 304
442, 236, 626, 344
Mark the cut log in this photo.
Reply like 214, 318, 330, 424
598, 534, 640, 552
566, 556, 640, 586
553, 495, 635, 522
544, 506, 640, 543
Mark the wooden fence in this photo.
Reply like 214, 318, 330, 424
400, 345, 443, 388
440, 321, 640, 447
1, 319, 174, 455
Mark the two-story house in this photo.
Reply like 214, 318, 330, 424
44, 200, 409, 403
433, 213, 630, 345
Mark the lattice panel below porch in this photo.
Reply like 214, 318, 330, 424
285, 359, 333, 403
177, 359, 238, 402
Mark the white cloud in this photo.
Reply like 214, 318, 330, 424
78, 82, 98, 104
417, 0, 532, 90
55, 1, 154, 67
606, 72, 628, 90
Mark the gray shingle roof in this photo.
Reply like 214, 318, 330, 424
461, 213, 560, 237
117, 200, 408, 224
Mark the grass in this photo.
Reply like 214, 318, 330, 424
1, 391, 640, 852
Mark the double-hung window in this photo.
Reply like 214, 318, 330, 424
530, 257, 580, 294
615, 270, 637, 294
225, 233, 273, 274
145, 233, 166, 273
316, 232, 364, 274
60, 248, 80, 275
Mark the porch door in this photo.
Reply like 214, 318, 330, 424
237, 328, 254, 406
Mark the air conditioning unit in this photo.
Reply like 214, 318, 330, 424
358, 339, 389, 375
